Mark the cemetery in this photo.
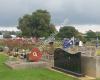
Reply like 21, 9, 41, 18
0, 33, 100, 80
0, 0, 100, 79
0, 9, 100, 80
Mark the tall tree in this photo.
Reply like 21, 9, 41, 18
85, 30, 96, 41
18, 14, 32, 36
57, 26, 79, 39
18, 10, 56, 38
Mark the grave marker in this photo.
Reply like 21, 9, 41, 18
53, 48, 84, 76
28, 48, 42, 62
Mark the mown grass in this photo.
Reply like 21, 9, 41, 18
0, 53, 79, 80
96, 49, 100, 55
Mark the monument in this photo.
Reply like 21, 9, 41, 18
27, 48, 42, 62
53, 48, 84, 77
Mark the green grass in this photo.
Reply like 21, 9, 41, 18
96, 49, 100, 55
0, 53, 78, 80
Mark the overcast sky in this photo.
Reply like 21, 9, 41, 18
0, 0, 100, 33
0, 0, 100, 26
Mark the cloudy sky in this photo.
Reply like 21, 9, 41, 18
0, 0, 100, 32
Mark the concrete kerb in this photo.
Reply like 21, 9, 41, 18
48, 68, 96, 80
5, 61, 48, 70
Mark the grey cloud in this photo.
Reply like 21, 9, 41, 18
0, 0, 100, 26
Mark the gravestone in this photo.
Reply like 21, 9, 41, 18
53, 48, 84, 76
28, 48, 42, 62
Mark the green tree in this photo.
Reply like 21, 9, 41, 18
18, 10, 56, 38
85, 30, 96, 41
18, 14, 34, 37
0, 31, 2, 35
57, 26, 79, 39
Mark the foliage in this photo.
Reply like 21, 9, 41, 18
3, 34, 12, 38
16, 31, 22, 37
85, 30, 96, 41
76, 33, 87, 43
1, 31, 18, 35
96, 32, 100, 40
18, 9, 56, 38
56, 26, 80, 39
3, 39, 33, 50
0, 31, 2, 35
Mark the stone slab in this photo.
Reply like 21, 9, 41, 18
5, 61, 48, 69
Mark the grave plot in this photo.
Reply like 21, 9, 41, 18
4, 36, 56, 69
53, 48, 84, 77
5, 47, 48, 69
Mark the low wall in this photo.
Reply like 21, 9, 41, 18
81, 56, 100, 78
96, 56, 100, 78
81, 56, 96, 77
5, 61, 48, 69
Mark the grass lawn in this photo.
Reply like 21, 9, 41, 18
96, 49, 100, 55
0, 53, 79, 80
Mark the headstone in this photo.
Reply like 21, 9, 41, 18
53, 48, 84, 76
28, 48, 42, 62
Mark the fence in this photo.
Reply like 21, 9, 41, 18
41, 54, 54, 67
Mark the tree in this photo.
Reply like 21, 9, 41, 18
96, 32, 100, 39
0, 31, 2, 35
85, 30, 96, 41
57, 26, 79, 39
3, 34, 12, 38
18, 10, 56, 38
18, 14, 34, 37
